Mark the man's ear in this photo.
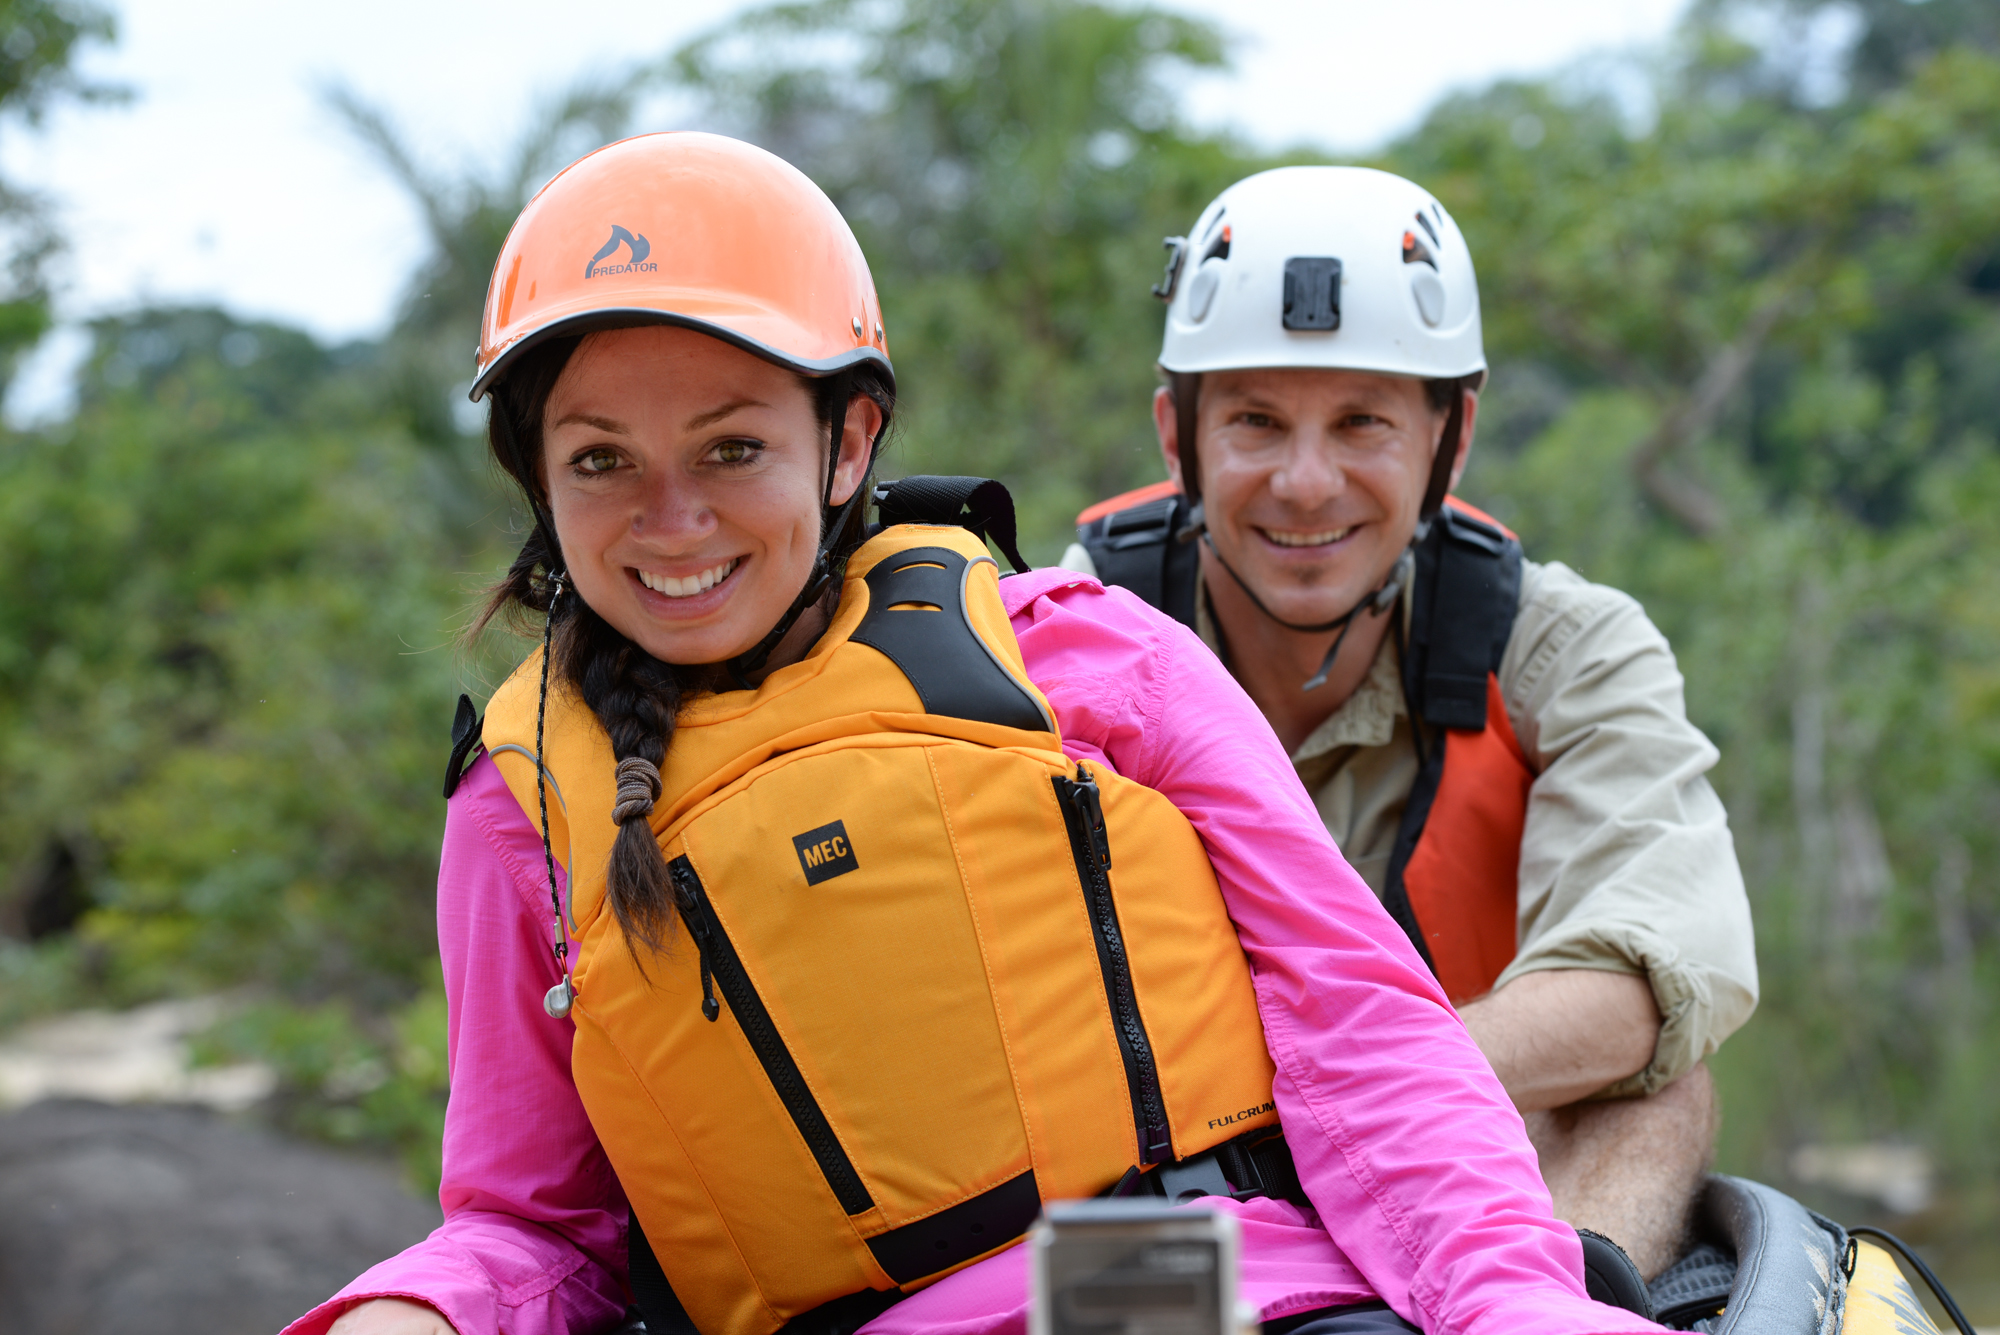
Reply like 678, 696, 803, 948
1446, 387, 1479, 492
1153, 386, 1183, 488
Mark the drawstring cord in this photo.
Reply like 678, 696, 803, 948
536, 572, 577, 1020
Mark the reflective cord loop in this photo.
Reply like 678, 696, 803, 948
536, 572, 576, 1019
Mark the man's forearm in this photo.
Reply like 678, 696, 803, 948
1459, 968, 1660, 1111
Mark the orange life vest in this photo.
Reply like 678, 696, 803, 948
1075, 490, 1531, 1003
480, 525, 1277, 1335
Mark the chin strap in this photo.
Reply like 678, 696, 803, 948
728, 372, 864, 688
1203, 535, 1413, 691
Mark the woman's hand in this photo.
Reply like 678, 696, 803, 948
327, 1297, 457, 1335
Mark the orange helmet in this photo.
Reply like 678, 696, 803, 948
471, 131, 891, 400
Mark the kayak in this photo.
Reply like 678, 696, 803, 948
1630, 1174, 1968, 1334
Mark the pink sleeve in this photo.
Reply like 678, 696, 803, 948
282, 754, 630, 1335
1005, 572, 1658, 1335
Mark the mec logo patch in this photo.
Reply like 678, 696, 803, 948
793, 820, 859, 886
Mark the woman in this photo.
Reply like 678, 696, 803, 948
290, 132, 1659, 1335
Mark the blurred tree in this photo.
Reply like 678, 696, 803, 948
0, 0, 120, 383
325, 71, 663, 456
0, 306, 469, 1177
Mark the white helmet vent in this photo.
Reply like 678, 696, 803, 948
1410, 269, 1446, 326
1187, 259, 1223, 322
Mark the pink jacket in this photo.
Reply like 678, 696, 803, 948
286, 571, 1661, 1335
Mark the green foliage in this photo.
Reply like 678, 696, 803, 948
0, 309, 481, 1011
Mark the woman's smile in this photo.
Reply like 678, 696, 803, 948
633, 557, 741, 600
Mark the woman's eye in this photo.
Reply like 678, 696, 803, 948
576, 447, 621, 474
713, 439, 758, 464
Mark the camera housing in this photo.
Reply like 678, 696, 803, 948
1029, 1198, 1245, 1335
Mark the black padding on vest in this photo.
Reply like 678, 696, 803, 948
441, 693, 484, 799
1075, 491, 1201, 630
1401, 507, 1520, 733
628, 1210, 906, 1335
1379, 508, 1524, 977
865, 1168, 1040, 1284
1578, 1229, 1655, 1319
873, 475, 1031, 574
850, 546, 1052, 734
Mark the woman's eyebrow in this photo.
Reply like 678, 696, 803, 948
551, 412, 630, 434
684, 398, 767, 431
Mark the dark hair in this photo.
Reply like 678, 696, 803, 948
471, 332, 895, 953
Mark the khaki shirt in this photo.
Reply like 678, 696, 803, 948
1057, 543, 1758, 1096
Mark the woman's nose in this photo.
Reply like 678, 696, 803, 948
631, 472, 714, 544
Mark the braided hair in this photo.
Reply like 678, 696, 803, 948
470, 334, 894, 952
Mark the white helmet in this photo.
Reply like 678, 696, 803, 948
1155, 166, 1484, 381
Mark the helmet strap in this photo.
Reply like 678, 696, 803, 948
1416, 378, 1469, 529
1202, 537, 1413, 692
728, 370, 866, 687
1171, 371, 1203, 505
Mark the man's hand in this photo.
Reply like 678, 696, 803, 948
327, 1298, 456, 1335
1458, 968, 1659, 1112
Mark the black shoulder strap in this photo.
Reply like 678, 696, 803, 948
1400, 507, 1523, 732
873, 475, 1030, 574
1074, 492, 1201, 630
441, 693, 484, 799
1378, 508, 1524, 973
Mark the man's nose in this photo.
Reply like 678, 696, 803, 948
1267, 430, 1344, 508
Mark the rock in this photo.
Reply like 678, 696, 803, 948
0, 1099, 440, 1335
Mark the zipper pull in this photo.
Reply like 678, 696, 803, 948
699, 951, 719, 1022
670, 857, 723, 1023
1068, 763, 1113, 870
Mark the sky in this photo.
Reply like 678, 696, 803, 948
0, 0, 1692, 420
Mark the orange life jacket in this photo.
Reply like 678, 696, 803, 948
479, 525, 1277, 1335
1075, 490, 1531, 1003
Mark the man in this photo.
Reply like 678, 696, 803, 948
1062, 166, 1757, 1279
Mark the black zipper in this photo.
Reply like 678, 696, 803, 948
668, 855, 875, 1216
1053, 764, 1171, 1164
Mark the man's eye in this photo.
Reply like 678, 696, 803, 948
578, 448, 621, 473
1240, 413, 1276, 429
